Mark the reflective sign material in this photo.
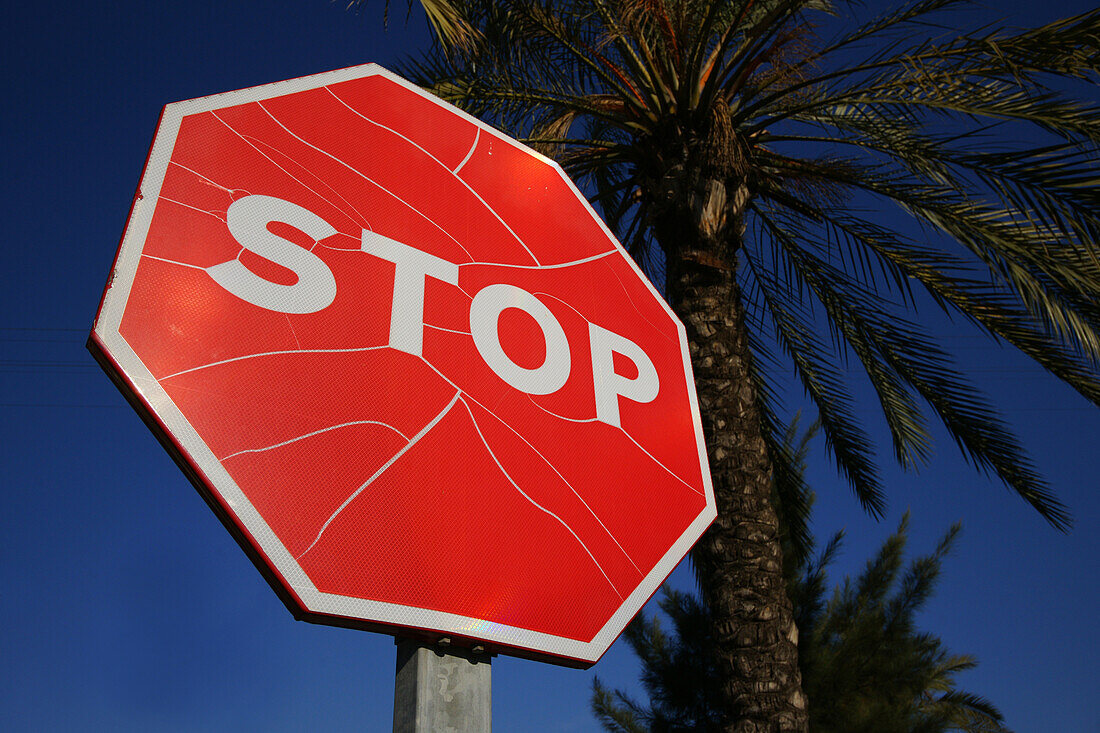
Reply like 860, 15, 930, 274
90, 64, 715, 666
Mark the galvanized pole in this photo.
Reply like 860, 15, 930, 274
393, 638, 491, 732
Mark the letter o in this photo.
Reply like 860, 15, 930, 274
469, 284, 571, 395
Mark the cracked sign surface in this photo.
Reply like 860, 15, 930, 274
90, 64, 715, 666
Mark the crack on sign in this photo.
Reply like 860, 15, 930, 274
220, 419, 411, 461
296, 391, 462, 560
322, 87, 539, 267
209, 112, 373, 234
414, 350, 644, 577
458, 395, 626, 599
251, 103, 480, 265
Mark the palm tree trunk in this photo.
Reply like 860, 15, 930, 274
670, 259, 808, 733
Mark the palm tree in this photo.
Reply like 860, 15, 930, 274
368, 1, 1100, 729
592, 515, 1011, 733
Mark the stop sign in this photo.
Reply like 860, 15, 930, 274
90, 64, 714, 667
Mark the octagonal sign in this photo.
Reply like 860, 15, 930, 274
90, 64, 715, 667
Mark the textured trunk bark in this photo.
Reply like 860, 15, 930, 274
669, 260, 808, 733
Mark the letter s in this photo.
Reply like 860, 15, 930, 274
206, 195, 337, 314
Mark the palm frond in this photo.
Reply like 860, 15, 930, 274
746, 240, 887, 515
756, 207, 1070, 527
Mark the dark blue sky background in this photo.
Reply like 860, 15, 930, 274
2, 1, 1097, 731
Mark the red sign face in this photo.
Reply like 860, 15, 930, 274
91, 64, 714, 666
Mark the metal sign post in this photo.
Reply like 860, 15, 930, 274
394, 638, 491, 732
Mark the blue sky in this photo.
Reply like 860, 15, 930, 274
2, 1, 1097, 731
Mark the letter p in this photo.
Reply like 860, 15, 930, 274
589, 323, 659, 429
